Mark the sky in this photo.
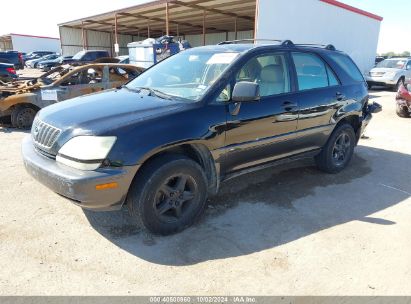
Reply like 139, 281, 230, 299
0, 0, 409, 54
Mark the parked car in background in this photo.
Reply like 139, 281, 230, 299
366, 58, 411, 91
396, 83, 411, 118
70, 50, 111, 64
0, 63, 143, 128
116, 55, 129, 64
23, 51, 54, 61
21, 41, 381, 235
38, 56, 73, 71
26, 54, 59, 68
375, 56, 385, 65
0, 51, 24, 69
0, 63, 17, 82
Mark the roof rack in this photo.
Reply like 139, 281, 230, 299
217, 39, 294, 46
217, 39, 337, 51
294, 43, 337, 51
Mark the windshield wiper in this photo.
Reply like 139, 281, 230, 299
136, 87, 173, 100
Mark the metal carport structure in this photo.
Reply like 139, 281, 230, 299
58, 0, 256, 56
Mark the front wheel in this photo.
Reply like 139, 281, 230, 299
315, 123, 356, 174
127, 154, 208, 235
11, 105, 37, 129
395, 78, 405, 91
396, 103, 410, 118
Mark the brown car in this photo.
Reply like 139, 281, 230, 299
0, 63, 143, 128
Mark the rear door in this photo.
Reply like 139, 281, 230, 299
290, 51, 343, 152
107, 66, 140, 89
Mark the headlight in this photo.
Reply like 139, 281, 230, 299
385, 72, 396, 78
56, 136, 116, 170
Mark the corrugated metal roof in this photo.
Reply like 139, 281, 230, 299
59, 0, 256, 36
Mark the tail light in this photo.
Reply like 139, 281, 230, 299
6, 67, 16, 74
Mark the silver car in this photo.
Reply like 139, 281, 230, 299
366, 58, 411, 90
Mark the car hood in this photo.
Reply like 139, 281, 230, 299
369, 67, 402, 73
37, 88, 188, 134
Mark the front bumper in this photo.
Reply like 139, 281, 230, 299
22, 136, 139, 211
365, 75, 397, 86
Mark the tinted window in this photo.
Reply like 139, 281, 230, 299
237, 53, 290, 96
328, 52, 364, 82
326, 65, 339, 86
292, 52, 329, 90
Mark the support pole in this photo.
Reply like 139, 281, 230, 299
147, 21, 150, 38
202, 10, 206, 46
234, 17, 238, 40
110, 26, 114, 57
81, 22, 86, 50
165, 2, 170, 36
114, 13, 119, 56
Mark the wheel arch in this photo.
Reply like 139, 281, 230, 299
132, 143, 219, 196
335, 114, 362, 143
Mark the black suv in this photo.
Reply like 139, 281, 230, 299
22, 40, 381, 235
69, 50, 111, 64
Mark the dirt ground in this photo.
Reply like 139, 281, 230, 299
0, 89, 410, 295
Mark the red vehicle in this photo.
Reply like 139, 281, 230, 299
396, 84, 411, 117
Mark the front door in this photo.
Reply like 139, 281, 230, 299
55, 65, 107, 101
222, 52, 299, 174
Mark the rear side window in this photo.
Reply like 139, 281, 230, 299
292, 52, 339, 90
328, 53, 364, 82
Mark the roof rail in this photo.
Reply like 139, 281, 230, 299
217, 39, 336, 51
217, 39, 294, 46
294, 43, 337, 51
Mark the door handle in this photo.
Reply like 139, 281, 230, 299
282, 101, 298, 112
336, 92, 345, 101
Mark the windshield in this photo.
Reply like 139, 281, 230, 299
72, 51, 86, 60
126, 51, 240, 101
376, 59, 406, 69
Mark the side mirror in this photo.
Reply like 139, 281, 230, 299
232, 81, 260, 102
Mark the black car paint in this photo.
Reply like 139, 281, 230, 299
25, 44, 371, 210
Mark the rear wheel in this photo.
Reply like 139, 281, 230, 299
127, 154, 208, 235
11, 105, 37, 129
315, 123, 356, 173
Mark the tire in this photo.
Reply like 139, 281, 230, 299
11, 105, 37, 129
127, 154, 208, 235
315, 123, 356, 174
394, 77, 405, 92
396, 104, 410, 118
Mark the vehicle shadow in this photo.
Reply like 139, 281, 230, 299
0, 125, 30, 134
84, 145, 411, 266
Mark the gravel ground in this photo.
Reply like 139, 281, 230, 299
0, 89, 410, 295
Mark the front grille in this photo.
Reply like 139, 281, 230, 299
31, 118, 61, 150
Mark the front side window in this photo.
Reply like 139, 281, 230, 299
72, 51, 86, 60
126, 51, 240, 102
236, 53, 290, 97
